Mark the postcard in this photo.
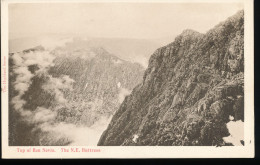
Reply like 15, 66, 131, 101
1, 0, 254, 158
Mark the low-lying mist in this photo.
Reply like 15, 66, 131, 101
10, 37, 134, 146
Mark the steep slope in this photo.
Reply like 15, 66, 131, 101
98, 10, 244, 146
9, 45, 144, 146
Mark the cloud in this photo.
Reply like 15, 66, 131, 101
11, 48, 112, 146
130, 55, 148, 68
22, 51, 55, 70
13, 81, 31, 95
11, 96, 26, 112
42, 75, 74, 104
11, 49, 74, 122
61, 75, 75, 85
38, 116, 112, 146
53, 47, 97, 61
118, 87, 131, 103
12, 66, 33, 95
39, 37, 73, 50
223, 118, 244, 146
10, 46, 113, 146
32, 107, 57, 124
12, 53, 24, 65
11, 50, 56, 117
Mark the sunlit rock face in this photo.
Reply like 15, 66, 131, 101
98, 10, 244, 146
9, 41, 144, 146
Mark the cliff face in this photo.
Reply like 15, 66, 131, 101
98, 10, 244, 146
9, 45, 144, 146
48, 47, 145, 126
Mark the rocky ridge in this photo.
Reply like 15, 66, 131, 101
9, 45, 144, 146
98, 10, 244, 146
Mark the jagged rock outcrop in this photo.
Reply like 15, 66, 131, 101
9, 44, 144, 146
98, 10, 244, 146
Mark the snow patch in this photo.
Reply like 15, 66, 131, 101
117, 82, 121, 88
229, 115, 234, 121
84, 83, 88, 90
133, 134, 139, 143
223, 118, 244, 146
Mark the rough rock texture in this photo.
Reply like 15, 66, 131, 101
98, 10, 244, 146
49, 47, 145, 126
9, 45, 144, 146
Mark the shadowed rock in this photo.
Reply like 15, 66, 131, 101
98, 10, 244, 146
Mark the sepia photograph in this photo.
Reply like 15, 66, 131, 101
1, 0, 254, 158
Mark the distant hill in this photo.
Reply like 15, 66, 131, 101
9, 44, 144, 146
9, 36, 163, 68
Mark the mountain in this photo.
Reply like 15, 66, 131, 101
9, 37, 163, 68
98, 10, 244, 146
9, 44, 144, 146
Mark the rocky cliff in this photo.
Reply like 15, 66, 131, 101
9, 44, 144, 146
98, 10, 244, 146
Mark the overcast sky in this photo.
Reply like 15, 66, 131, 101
9, 3, 243, 40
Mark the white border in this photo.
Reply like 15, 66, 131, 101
1, 0, 254, 158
